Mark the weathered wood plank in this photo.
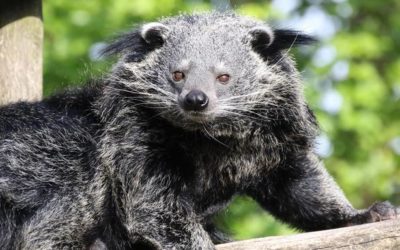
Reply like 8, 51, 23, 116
0, 0, 43, 105
216, 219, 400, 250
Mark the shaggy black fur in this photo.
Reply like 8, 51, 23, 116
0, 12, 398, 250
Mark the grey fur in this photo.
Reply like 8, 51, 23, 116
0, 12, 399, 250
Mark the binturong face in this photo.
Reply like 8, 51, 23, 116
103, 12, 315, 134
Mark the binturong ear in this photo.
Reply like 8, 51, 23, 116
101, 22, 169, 62
246, 26, 316, 61
247, 26, 275, 48
140, 22, 170, 46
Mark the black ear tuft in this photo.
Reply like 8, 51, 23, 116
101, 30, 143, 56
249, 28, 316, 61
101, 22, 169, 62
269, 29, 317, 51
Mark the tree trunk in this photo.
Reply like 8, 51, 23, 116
216, 219, 400, 250
0, 0, 43, 106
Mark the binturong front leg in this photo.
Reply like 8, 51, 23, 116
247, 152, 400, 232
115, 174, 215, 250
125, 204, 215, 250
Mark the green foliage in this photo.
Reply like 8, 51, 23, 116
215, 196, 296, 240
43, 0, 400, 240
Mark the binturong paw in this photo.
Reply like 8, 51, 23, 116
363, 201, 400, 223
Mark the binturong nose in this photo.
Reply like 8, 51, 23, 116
183, 90, 209, 111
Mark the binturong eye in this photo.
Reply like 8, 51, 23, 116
217, 74, 230, 84
172, 71, 185, 81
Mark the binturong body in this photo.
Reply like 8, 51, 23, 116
0, 12, 399, 249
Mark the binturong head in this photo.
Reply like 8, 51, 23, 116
101, 12, 316, 135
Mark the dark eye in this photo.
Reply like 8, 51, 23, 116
172, 71, 185, 81
217, 74, 230, 84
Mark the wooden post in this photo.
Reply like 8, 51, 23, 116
216, 219, 400, 250
0, 0, 43, 105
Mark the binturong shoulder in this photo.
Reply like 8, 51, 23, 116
98, 11, 318, 144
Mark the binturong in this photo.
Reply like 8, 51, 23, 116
0, 12, 399, 250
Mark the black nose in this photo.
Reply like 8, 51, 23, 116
183, 90, 209, 111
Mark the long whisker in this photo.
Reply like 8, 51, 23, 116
201, 123, 230, 148
271, 32, 299, 67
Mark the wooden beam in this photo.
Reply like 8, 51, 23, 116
0, 0, 43, 105
216, 219, 400, 250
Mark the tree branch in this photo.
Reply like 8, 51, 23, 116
216, 219, 400, 250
